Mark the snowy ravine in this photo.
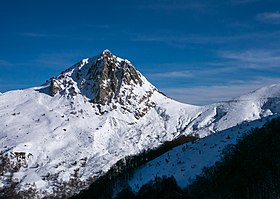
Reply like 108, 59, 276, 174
0, 50, 280, 197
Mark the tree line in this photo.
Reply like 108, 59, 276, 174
116, 117, 280, 199
70, 135, 198, 199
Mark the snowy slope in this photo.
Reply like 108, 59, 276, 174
128, 114, 280, 191
0, 50, 280, 197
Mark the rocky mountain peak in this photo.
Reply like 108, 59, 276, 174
46, 50, 156, 118
101, 49, 113, 57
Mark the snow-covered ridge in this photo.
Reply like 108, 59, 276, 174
0, 50, 280, 197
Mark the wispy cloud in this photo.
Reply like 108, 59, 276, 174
138, 1, 208, 12
33, 52, 83, 68
85, 24, 111, 29
0, 60, 12, 67
0, 52, 83, 69
0, 52, 83, 92
147, 64, 237, 80
150, 70, 193, 78
131, 30, 280, 48
256, 11, 280, 24
0, 83, 36, 92
20, 32, 52, 38
19, 31, 114, 43
19, 32, 84, 40
219, 49, 280, 68
161, 77, 280, 105
132, 34, 232, 46
230, 0, 260, 4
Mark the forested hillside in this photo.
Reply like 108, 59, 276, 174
70, 135, 198, 199
116, 117, 280, 199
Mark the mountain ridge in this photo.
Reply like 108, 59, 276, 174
0, 50, 280, 198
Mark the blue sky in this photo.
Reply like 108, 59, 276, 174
1, 0, 280, 105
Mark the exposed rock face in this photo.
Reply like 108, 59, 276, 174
47, 50, 156, 118
49, 79, 61, 96
88, 50, 143, 105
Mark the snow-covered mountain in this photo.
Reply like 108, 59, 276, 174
43, 49, 157, 119
0, 50, 280, 197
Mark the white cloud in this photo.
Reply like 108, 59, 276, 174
146, 63, 238, 80
132, 30, 280, 49
230, 0, 260, 4
85, 24, 111, 29
132, 34, 232, 46
149, 70, 193, 78
138, 1, 207, 12
0, 52, 82, 69
219, 49, 280, 68
33, 52, 82, 69
0, 60, 12, 67
257, 11, 280, 24
161, 77, 280, 105
20, 32, 53, 38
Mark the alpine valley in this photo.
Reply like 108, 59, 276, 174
0, 50, 280, 198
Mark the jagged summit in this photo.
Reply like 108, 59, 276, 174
101, 49, 112, 56
47, 50, 157, 118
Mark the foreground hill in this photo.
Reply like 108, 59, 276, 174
115, 117, 280, 199
127, 114, 279, 193
0, 50, 280, 198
